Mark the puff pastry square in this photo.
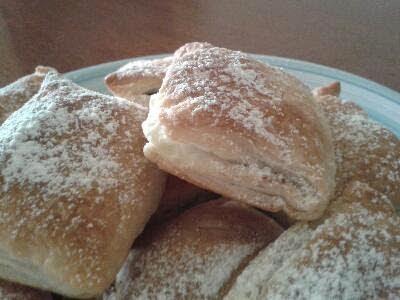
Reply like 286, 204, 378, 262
143, 45, 336, 220
0, 73, 165, 298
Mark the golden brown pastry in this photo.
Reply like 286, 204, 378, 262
0, 73, 166, 298
110, 199, 283, 299
105, 56, 172, 98
314, 84, 400, 207
226, 181, 400, 299
104, 42, 212, 100
312, 81, 341, 97
0, 279, 52, 300
0, 66, 55, 124
142, 45, 336, 220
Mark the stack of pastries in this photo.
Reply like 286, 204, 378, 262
0, 43, 398, 299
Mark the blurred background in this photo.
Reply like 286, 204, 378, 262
0, 0, 399, 90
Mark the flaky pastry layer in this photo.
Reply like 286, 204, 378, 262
143, 45, 336, 220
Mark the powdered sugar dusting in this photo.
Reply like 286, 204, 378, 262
226, 224, 313, 300
111, 42, 213, 83
0, 66, 54, 124
115, 200, 282, 299
160, 46, 314, 150
261, 183, 400, 299
316, 95, 400, 206
143, 45, 336, 220
115, 57, 173, 80
120, 242, 254, 300
1, 76, 125, 198
228, 101, 278, 145
0, 72, 159, 293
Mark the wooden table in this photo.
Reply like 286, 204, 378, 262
1, 0, 399, 91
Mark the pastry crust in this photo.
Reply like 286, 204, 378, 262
110, 199, 283, 300
226, 181, 400, 299
124, 94, 151, 108
0, 73, 166, 298
312, 81, 341, 97
143, 45, 336, 220
104, 42, 212, 100
260, 182, 400, 299
0, 66, 55, 124
105, 56, 173, 98
314, 87, 400, 208
0, 279, 52, 300
149, 175, 218, 224
225, 223, 313, 299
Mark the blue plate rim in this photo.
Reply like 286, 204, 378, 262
65, 53, 400, 105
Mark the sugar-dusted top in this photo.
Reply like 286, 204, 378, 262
158, 45, 334, 175
114, 56, 172, 81
1, 72, 146, 199
106, 42, 212, 87
316, 94, 400, 206
142, 44, 336, 220
115, 199, 283, 300
0, 72, 163, 296
261, 182, 400, 299
0, 66, 54, 124
225, 223, 313, 300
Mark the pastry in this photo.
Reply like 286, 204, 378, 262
312, 81, 341, 97
226, 181, 400, 299
1, 42, 397, 299
105, 42, 212, 99
0, 66, 54, 124
142, 45, 336, 220
0, 279, 52, 300
314, 83, 400, 207
225, 223, 313, 299
109, 199, 283, 299
124, 94, 151, 108
0, 72, 166, 298
105, 56, 172, 98
150, 175, 218, 224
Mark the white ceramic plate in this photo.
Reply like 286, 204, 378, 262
65, 54, 400, 137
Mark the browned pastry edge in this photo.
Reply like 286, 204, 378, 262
104, 42, 213, 100
312, 81, 341, 97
